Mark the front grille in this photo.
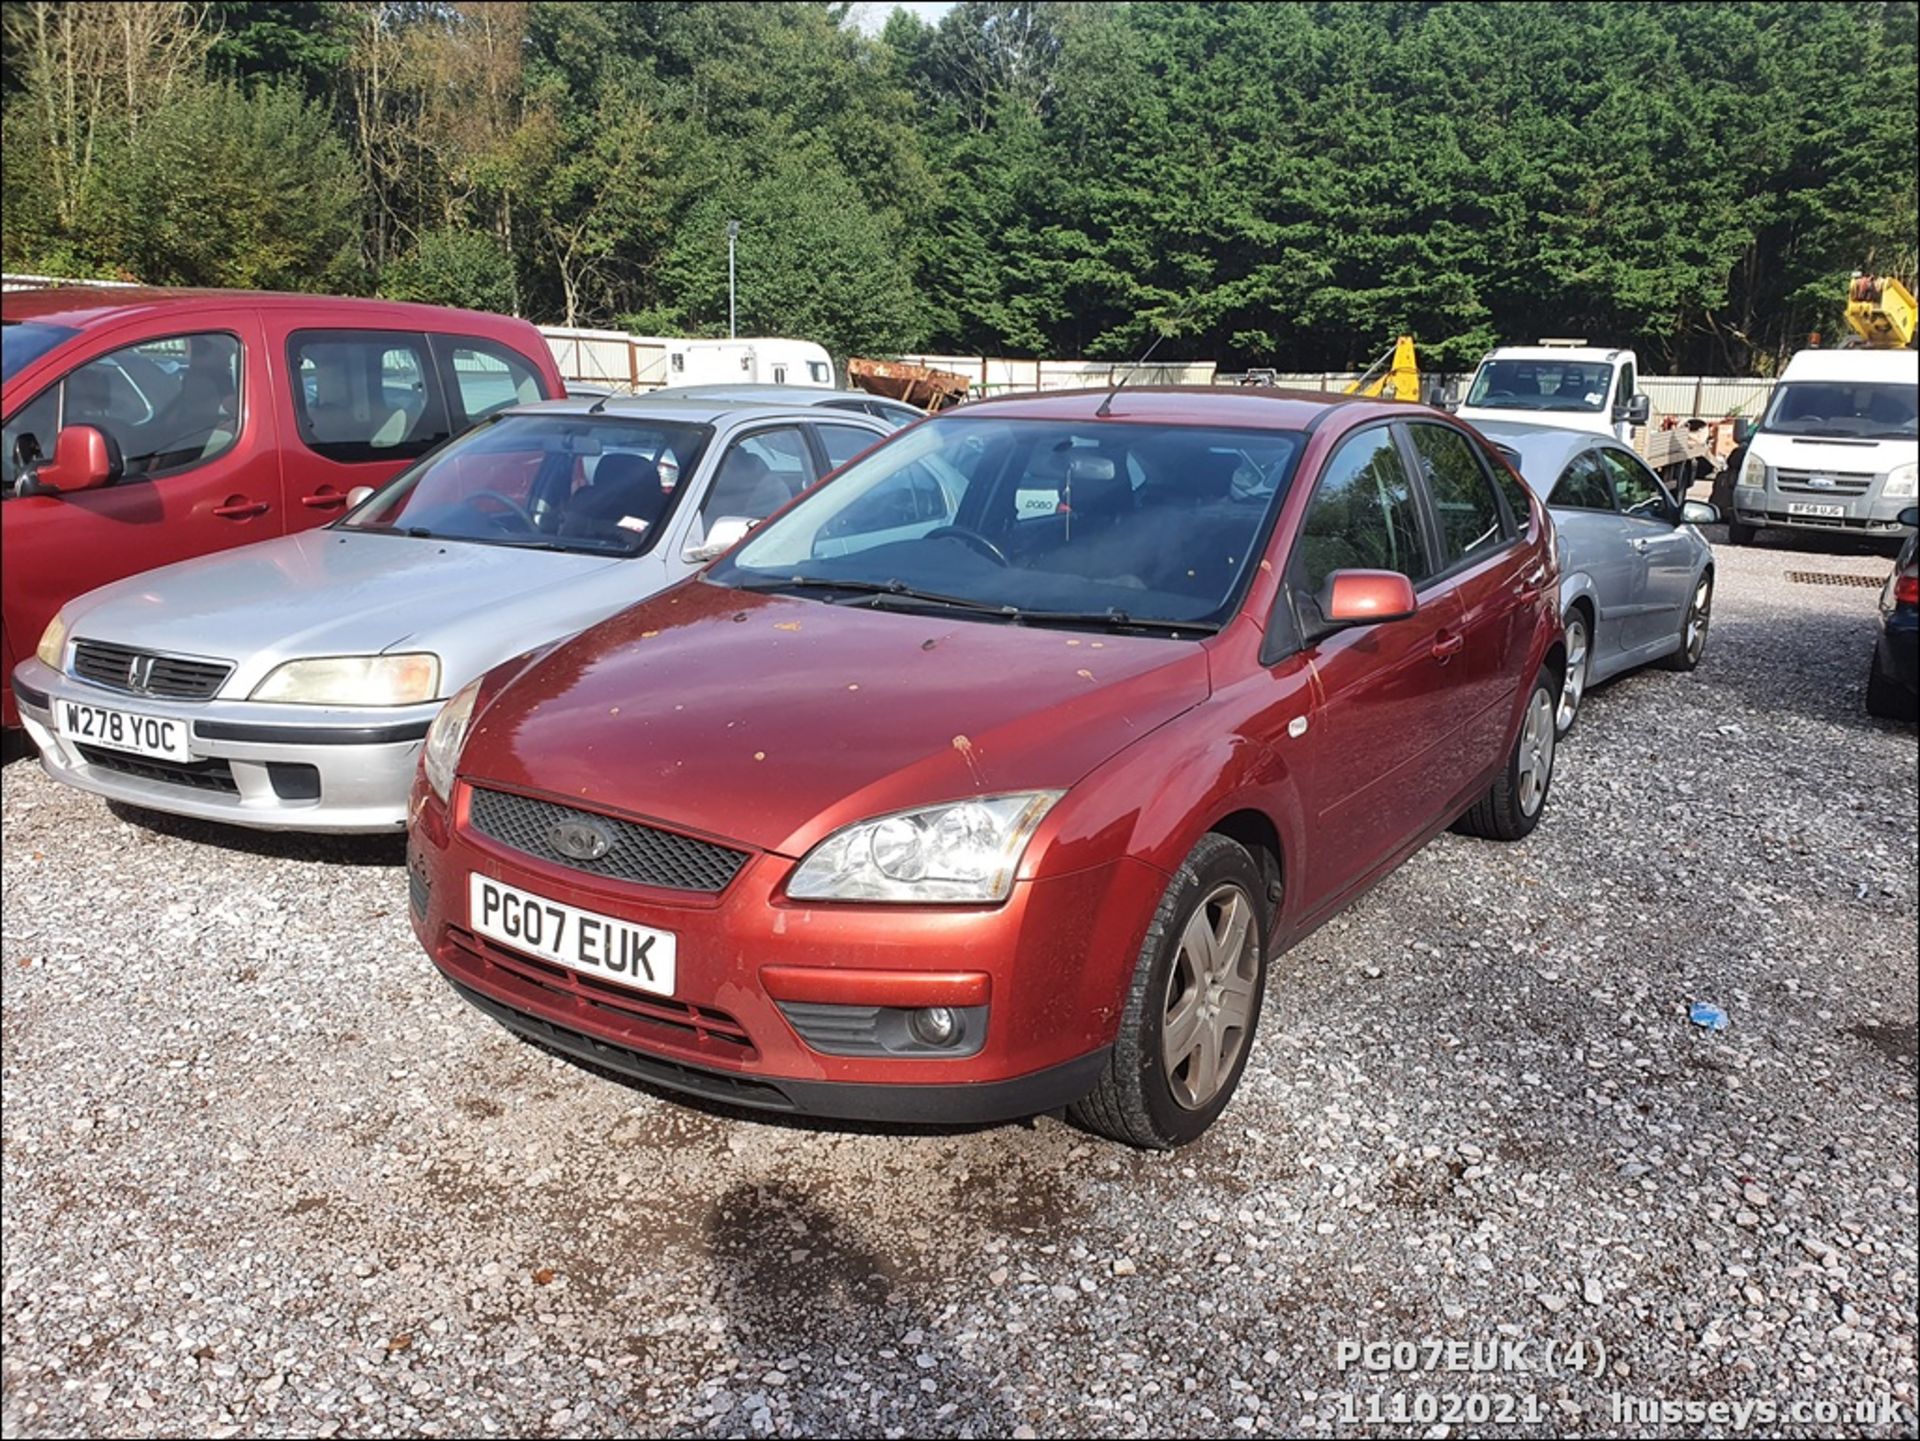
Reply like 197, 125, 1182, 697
1776, 468, 1875, 496
467, 788, 749, 893
442, 926, 754, 1053
72, 641, 232, 700
76, 744, 238, 793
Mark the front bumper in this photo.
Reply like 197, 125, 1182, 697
410, 778, 1165, 1123
11, 658, 438, 832
1732, 484, 1913, 536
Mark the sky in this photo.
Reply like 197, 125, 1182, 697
846, 1, 957, 36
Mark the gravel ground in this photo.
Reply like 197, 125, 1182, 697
3, 530, 1915, 1439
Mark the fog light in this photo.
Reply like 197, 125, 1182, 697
908, 1006, 960, 1047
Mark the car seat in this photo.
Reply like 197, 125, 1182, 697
559, 452, 667, 544
706, 449, 792, 520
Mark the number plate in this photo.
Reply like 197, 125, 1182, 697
468, 874, 676, 997
1787, 502, 1846, 519
59, 699, 192, 762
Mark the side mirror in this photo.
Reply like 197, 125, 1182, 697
1317, 569, 1418, 628
1732, 418, 1755, 446
27, 425, 122, 495
1681, 500, 1719, 526
683, 514, 755, 564
1439, 381, 1462, 413
1899, 506, 1919, 529
1619, 393, 1652, 427
344, 485, 377, 510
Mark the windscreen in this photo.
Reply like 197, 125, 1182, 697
1466, 359, 1614, 413
712, 416, 1303, 631
2, 320, 78, 382
1761, 381, 1917, 439
339, 413, 712, 555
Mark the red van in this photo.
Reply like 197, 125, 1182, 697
0, 287, 564, 727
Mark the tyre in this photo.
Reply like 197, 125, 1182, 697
1070, 832, 1270, 1149
1726, 520, 1756, 546
1455, 665, 1557, 842
1556, 607, 1591, 737
1712, 447, 1745, 514
1659, 572, 1713, 671
1866, 648, 1917, 721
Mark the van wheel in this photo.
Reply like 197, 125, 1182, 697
1455, 665, 1557, 842
1070, 833, 1269, 1150
1726, 520, 1756, 546
1660, 574, 1712, 671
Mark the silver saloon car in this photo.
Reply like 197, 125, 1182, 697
1476, 421, 1719, 735
12, 398, 890, 830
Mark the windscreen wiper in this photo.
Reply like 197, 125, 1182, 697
736, 576, 1021, 617
1016, 608, 1221, 636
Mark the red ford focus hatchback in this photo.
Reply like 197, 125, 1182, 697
408, 388, 1565, 1147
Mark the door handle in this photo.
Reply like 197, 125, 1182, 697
212, 498, 270, 520
1432, 631, 1465, 662
300, 489, 347, 510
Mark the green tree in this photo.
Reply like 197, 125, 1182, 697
380, 226, 515, 312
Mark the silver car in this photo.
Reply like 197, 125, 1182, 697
11, 398, 891, 830
648, 383, 924, 430
1477, 421, 1719, 735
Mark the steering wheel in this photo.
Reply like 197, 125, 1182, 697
926, 524, 1009, 566
461, 489, 538, 534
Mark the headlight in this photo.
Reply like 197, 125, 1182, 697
1736, 453, 1767, 490
249, 653, 440, 706
423, 676, 483, 804
787, 792, 1063, 903
1885, 462, 1918, 500
36, 611, 69, 668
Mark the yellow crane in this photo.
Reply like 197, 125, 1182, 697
1844, 273, 1916, 348
1344, 334, 1421, 402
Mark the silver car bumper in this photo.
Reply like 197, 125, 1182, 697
11, 658, 440, 832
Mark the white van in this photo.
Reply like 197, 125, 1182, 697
1727, 348, 1918, 545
665, 338, 834, 389
1455, 343, 1649, 445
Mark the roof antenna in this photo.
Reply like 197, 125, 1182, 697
1097, 298, 1190, 417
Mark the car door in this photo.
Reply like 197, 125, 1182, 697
1257, 423, 1474, 910
1402, 420, 1537, 763
1597, 447, 1694, 649
273, 323, 455, 523
1, 311, 282, 686
676, 423, 825, 569
1547, 449, 1639, 670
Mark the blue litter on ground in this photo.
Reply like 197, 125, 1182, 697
1690, 1002, 1729, 1031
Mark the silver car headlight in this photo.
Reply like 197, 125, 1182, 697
1885, 462, 1918, 500
36, 610, 69, 668
787, 792, 1063, 903
249, 653, 441, 706
423, 676, 483, 804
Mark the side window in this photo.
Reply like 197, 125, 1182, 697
701, 426, 818, 525
1408, 422, 1506, 564
1597, 448, 1673, 521
289, 329, 450, 464
771, 364, 788, 385
443, 340, 543, 424
1484, 447, 1534, 535
1551, 453, 1616, 511
7, 332, 243, 489
808, 361, 831, 384
1293, 427, 1432, 594
1617, 362, 1637, 415
815, 423, 878, 472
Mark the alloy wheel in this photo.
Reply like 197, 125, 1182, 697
1685, 578, 1712, 662
1516, 686, 1556, 818
1160, 883, 1260, 1110
1557, 614, 1589, 733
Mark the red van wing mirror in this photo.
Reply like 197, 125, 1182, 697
1319, 569, 1418, 627
30, 425, 123, 495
